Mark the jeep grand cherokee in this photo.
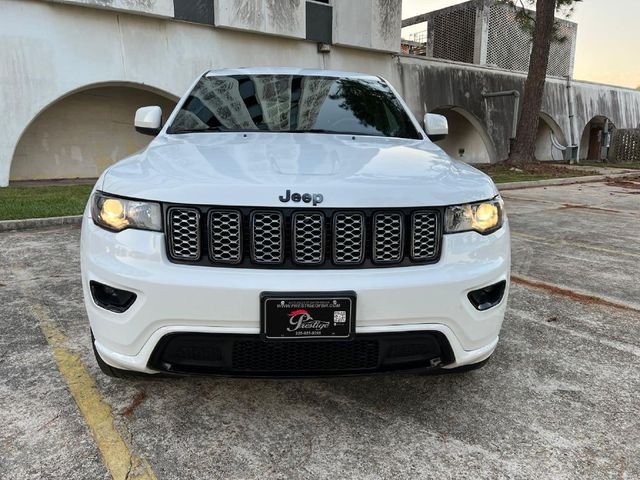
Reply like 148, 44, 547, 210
81, 67, 510, 377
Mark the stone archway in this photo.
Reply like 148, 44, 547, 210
535, 112, 569, 161
579, 116, 616, 161
430, 106, 496, 164
10, 84, 177, 181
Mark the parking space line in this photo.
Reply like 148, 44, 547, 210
511, 232, 640, 258
31, 304, 157, 480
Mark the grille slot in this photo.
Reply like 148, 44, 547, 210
208, 210, 242, 264
333, 212, 365, 265
251, 211, 284, 264
292, 212, 325, 264
411, 211, 440, 261
167, 207, 201, 260
372, 212, 404, 264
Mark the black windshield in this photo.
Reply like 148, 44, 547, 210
168, 74, 421, 139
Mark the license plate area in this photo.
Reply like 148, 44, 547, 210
261, 291, 356, 341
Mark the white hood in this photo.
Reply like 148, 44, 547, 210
101, 132, 497, 207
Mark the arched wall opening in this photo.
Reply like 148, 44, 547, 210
10, 85, 177, 181
430, 106, 495, 164
535, 112, 568, 161
579, 116, 616, 161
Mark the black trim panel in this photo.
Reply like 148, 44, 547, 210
148, 332, 455, 377
173, 0, 214, 25
306, 2, 333, 44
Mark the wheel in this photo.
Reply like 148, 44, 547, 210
91, 332, 148, 379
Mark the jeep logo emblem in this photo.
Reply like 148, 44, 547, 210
279, 189, 324, 206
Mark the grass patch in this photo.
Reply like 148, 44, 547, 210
477, 162, 600, 184
0, 185, 93, 220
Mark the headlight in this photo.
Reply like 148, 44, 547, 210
444, 197, 504, 234
91, 192, 162, 232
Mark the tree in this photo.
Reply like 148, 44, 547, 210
503, 0, 581, 164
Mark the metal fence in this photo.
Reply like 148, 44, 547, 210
608, 129, 640, 163
486, 2, 576, 77
404, 0, 577, 77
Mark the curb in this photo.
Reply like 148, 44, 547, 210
497, 171, 639, 191
0, 215, 82, 232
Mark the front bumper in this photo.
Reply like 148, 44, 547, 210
81, 218, 510, 374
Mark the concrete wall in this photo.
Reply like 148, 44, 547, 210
333, 0, 402, 52
46, 0, 174, 17
215, 0, 305, 39
10, 86, 176, 181
396, 55, 640, 162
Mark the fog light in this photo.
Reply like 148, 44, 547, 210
90, 281, 137, 313
468, 281, 506, 311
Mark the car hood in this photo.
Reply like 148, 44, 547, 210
101, 133, 497, 207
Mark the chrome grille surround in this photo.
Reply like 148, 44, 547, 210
208, 210, 242, 264
411, 211, 440, 261
167, 207, 201, 261
372, 212, 404, 264
251, 211, 284, 264
333, 212, 365, 265
292, 212, 325, 265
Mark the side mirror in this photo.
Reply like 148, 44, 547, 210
424, 113, 448, 142
135, 106, 163, 136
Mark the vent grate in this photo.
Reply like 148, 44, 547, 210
373, 212, 404, 264
292, 212, 325, 264
251, 211, 284, 264
333, 212, 365, 265
167, 207, 201, 260
208, 210, 242, 264
411, 211, 439, 261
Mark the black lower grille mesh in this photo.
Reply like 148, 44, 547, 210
232, 339, 379, 372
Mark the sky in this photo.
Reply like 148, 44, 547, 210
402, 0, 640, 89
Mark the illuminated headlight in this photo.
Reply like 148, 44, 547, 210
444, 197, 505, 234
91, 192, 162, 232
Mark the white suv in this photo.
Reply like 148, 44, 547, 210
81, 67, 510, 377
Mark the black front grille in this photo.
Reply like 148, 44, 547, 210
148, 333, 454, 376
164, 205, 442, 269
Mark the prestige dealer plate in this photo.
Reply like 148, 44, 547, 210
261, 292, 356, 340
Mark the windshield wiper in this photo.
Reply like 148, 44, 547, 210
167, 126, 225, 134
292, 129, 377, 136
168, 127, 260, 134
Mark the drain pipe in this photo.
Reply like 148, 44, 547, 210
565, 75, 579, 163
482, 90, 520, 153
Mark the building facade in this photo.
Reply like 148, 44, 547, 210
1, 0, 639, 186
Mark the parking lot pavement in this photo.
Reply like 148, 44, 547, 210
1, 179, 638, 479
